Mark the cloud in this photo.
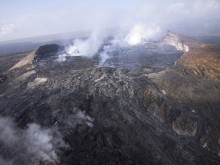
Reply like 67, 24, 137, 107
167, 0, 220, 17
193, 0, 220, 13
0, 24, 15, 36
167, 3, 187, 14
1, 0, 220, 41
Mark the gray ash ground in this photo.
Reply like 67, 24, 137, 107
0, 40, 220, 165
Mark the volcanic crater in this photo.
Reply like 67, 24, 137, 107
0, 32, 220, 165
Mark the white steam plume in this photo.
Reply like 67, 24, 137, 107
58, 31, 104, 61
58, 23, 162, 64
0, 117, 67, 165
99, 45, 114, 66
124, 24, 161, 45
53, 108, 94, 128
98, 24, 162, 65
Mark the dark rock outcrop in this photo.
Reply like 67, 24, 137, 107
0, 74, 7, 83
172, 113, 198, 136
34, 44, 64, 61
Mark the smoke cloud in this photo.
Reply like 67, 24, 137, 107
124, 24, 161, 45
99, 45, 113, 66
58, 31, 104, 61
58, 23, 162, 64
66, 31, 104, 57
0, 117, 67, 165
53, 108, 94, 128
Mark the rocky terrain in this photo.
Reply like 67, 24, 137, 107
163, 32, 220, 80
0, 32, 220, 165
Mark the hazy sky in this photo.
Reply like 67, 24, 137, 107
0, 0, 220, 41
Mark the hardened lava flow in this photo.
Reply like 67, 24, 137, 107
0, 32, 220, 165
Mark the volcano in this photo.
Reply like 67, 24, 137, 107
0, 32, 220, 165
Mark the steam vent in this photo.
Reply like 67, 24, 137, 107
0, 32, 220, 165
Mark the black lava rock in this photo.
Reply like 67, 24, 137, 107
34, 44, 64, 61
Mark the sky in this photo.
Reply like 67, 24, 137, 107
0, 0, 220, 42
